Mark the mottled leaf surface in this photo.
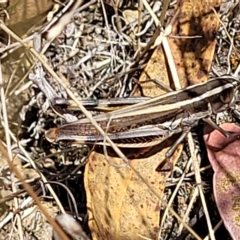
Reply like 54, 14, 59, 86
204, 123, 240, 240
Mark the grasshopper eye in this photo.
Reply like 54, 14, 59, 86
220, 89, 234, 104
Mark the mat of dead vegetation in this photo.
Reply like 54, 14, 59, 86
0, 0, 240, 239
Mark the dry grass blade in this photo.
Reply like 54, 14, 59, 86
188, 133, 215, 240
0, 142, 70, 240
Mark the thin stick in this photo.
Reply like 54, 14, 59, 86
162, 35, 181, 89
178, 187, 199, 233
203, 220, 223, 240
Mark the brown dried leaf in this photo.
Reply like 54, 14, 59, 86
204, 123, 240, 240
85, 145, 183, 240
168, 0, 221, 87
230, 52, 240, 71
138, 44, 171, 97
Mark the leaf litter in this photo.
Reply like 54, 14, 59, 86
0, 0, 239, 239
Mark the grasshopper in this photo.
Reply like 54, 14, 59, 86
45, 76, 240, 154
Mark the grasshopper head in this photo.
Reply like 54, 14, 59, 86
225, 76, 240, 110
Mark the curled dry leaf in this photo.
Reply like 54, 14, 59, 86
204, 123, 240, 240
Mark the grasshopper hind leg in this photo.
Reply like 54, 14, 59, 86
165, 128, 191, 158
164, 117, 232, 162
203, 117, 230, 138
156, 128, 191, 176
